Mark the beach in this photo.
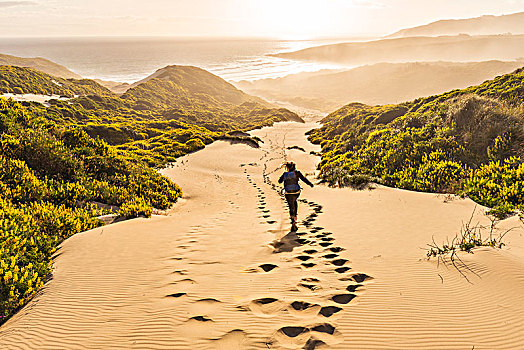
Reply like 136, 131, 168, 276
1, 116, 524, 349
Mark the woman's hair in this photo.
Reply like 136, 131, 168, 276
285, 162, 296, 171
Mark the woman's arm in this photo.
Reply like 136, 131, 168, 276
278, 173, 285, 184
297, 171, 314, 187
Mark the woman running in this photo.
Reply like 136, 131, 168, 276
278, 161, 314, 229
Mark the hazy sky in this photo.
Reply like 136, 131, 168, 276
1, 0, 524, 38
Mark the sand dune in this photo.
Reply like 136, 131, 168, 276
1, 114, 523, 349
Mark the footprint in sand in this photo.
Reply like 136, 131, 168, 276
303, 338, 328, 350
323, 253, 338, 259
298, 280, 322, 292
179, 316, 215, 337
331, 259, 349, 266
346, 284, 363, 293
249, 298, 286, 317
166, 292, 187, 298
296, 255, 314, 262
328, 247, 344, 253
278, 326, 309, 338
274, 323, 341, 349
334, 267, 351, 274
331, 294, 356, 304
311, 323, 335, 335
309, 323, 343, 346
173, 269, 188, 276
319, 306, 342, 318
288, 301, 321, 318
211, 329, 250, 349
171, 279, 197, 293
348, 273, 373, 283
296, 238, 310, 245
190, 316, 213, 322
258, 264, 278, 272
188, 298, 222, 316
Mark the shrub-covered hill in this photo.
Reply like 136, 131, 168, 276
0, 65, 115, 97
125, 65, 265, 106
0, 64, 302, 322
121, 65, 302, 131
309, 67, 524, 215
0, 96, 182, 322
1, 65, 301, 166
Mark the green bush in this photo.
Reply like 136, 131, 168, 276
0, 97, 181, 323
118, 197, 153, 219
310, 67, 524, 214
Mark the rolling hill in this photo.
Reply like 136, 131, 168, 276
123, 65, 271, 108
0, 65, 115, 97
273, 34, 524, 66
237, 60, 524, 112
0, 64, 301, 165
0, 53, 81, 79
387, 11, 524, 38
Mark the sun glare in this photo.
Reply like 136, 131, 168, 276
253, 0, 333, 39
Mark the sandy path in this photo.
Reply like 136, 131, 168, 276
1, 119, 524, 349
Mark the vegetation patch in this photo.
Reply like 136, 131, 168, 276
0, 64, 301, 323
426, 208, 513, 281
0, 97, 183, 322
0, 66, 114, 97
2, 65, 301, 167
309, 67, 524, 216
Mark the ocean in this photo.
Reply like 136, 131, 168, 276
0, 37, 355, 83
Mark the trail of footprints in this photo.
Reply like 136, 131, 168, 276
164, 134, 372, 348
245, 167, 278, 226
244, 159, 373, 349
165, 199, 256, 345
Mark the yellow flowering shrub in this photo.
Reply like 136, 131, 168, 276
310, 68, 524, 216
0, 197, 102, 321
0, 97, 182, 323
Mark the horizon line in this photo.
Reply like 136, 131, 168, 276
0, 34, 383, 41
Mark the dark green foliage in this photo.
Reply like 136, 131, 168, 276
310, 67, 524, 214
0, 66, 114, 97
